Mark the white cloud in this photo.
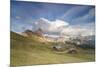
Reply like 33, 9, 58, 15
61, 25, 95, 37
33, 18, 69, 32
33, 18, 95, 37
49, 19, 69, 32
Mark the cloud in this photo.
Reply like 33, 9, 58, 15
61, 24, 95, 37
32, 18, 95, 37
33, 18, 69, 32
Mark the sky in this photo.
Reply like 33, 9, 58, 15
11, 1, 95, 37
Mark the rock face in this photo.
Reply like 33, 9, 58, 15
52, 42, 78, 54
52, 43, 68, 50
22, 28, 43, 37
23, 30, 34, 36
33, 28, 43, 37
53, 44, 66, 51
67, 48, 78, 54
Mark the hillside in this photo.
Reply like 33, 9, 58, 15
10, 31, 95, 66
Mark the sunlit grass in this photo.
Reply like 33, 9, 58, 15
10, 31, 95, 66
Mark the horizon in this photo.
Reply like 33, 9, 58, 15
11, 1, 95, 37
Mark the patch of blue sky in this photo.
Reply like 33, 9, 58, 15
10, 1, 95, 33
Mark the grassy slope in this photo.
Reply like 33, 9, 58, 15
10, 31, 95, 66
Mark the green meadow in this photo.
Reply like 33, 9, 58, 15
10, 31, 95, 66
